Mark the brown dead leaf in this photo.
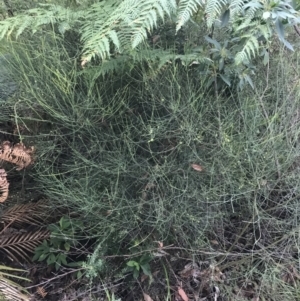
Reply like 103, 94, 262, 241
152, 35, 160, 44
143, 292, 154, 301
141, 274, 149, 283
179, 262, 200, 278
191, 164, 203, 172
210, 240, 219, 246
178, 287, 189, 301
157, 241, 163, 248
36, 287, 47, 298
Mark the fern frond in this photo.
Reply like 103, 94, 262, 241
257, 24, 272, 40
229, 0, 263, 22
205, 0, 227, 28
235, 20, 261, 32
0, 4, 83, 38
0, 266, 30, 301
0, 169, 9, 203
81, 0, 176, 62
0, 141, 35, 170
0, 200, 51, 227
235, 35, 259, 65
0, 229, 50, 262
79, 54, 132, 80
134, 48, 211, 79
229, 0, 244, 19
243, 1, 263, 22
176, 0, 203, 32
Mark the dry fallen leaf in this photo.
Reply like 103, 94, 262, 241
157, 241, 163, 248
143, 292, 154, 301
191, 163, 203, 172
178, 287, 189, 301
210, 239, 219, 246
152, 35, 161, 44
141, 274, 149, 283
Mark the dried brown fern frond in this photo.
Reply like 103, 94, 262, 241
0, 229, 50, 262
0, 273, 30, 301
0, 141, 35, 170
0, 200, 51, 228
0, 169, 9, 203
36, 286, 47, 298
0, 265, 30, 301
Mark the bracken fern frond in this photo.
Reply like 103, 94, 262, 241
205, 0, 228, 28
229, 0, 244, 19
81, 0, 176, 62
235, 35, 259, 65
0, 4, 84, 38
176, 0, 203, 32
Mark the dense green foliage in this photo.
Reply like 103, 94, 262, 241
1, 0, 300, 300
1, 0, 300, 89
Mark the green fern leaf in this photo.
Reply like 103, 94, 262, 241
205, 0, 227, 28
58, 22, 71, 35
229, 0, 244, 19
176, 0, 203, 33
235, 35, 259, 65
16, 16, 32, 38
132, 28, 148, 49
108, 30, 121, 51
82, 0, 175, 62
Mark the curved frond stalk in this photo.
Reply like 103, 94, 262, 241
176, 0, 204, 33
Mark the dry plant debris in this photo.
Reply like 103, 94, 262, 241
36, 286, 47, 298
178, 262, 225, 300
0, 141, 35, 170
0, 141, 35, 203
0, 169, 9, 203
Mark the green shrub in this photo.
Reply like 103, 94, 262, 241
3, 30, 300, 300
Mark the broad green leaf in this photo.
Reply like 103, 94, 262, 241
133, 268, 139, 279
64, 242, 71, 251
221, 9, 230, 27
126, 260, 139, 268
244, 74, 254, 89
55, 262, 60, 271
275, 19, 294, 51
38, 253, 48, 262
60, 217, 71, 229
263, 50, 269, 65
220, 74, 231, 86
32, 252, 41, 261
47, 253, 56, 265
67, 261, 84, 267
205, 36, 221, 50
59, 254, 68, 265
141, 263, 151, 276
139, 254, 151, 265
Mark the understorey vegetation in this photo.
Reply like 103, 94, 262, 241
1, 0, 300, 300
